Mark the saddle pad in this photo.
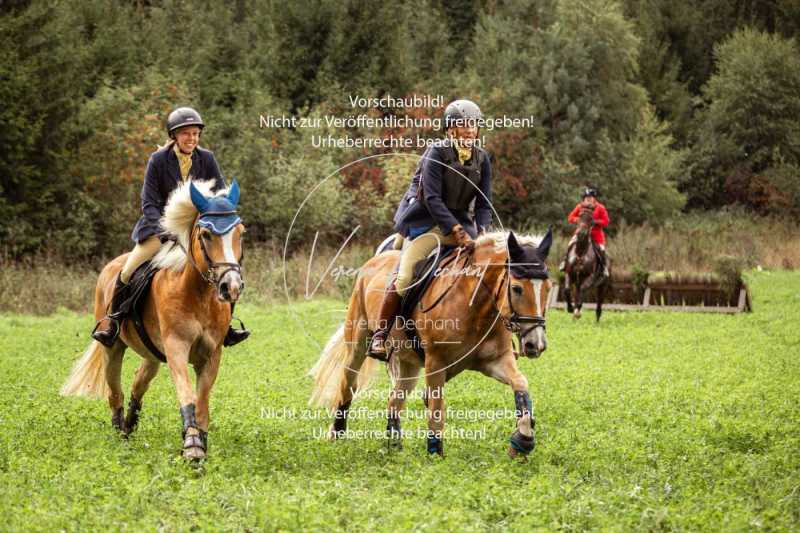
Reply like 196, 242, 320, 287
125, 262, 167, 362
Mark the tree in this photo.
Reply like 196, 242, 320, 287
688, 28, 800, 212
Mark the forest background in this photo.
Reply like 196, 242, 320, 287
2, 0, 799, 306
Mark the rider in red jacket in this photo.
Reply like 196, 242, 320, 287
562, 187, 610, 278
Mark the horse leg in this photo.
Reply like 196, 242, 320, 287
424, 359, 446, 456
163, 336, 204, 460
595, 279, 607, 323
386, 355, 421, 449
479, 353, 535, 458
194, 347, 222, 453
124, 358, 160, 436
104, 343, 126, 432
572, 279, 582, 319
564, 272, 574, 314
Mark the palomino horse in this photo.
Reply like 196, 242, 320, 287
62, 180, 245, 460
310, 230, 553, 457
564, 206, 609, 322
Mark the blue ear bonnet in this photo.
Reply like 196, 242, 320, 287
190, 180, 242, 235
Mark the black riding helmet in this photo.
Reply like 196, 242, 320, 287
582, 187, 598, 199
443, 99, 482, 130
167, 107, 205, 138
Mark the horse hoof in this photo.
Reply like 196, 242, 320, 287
328, 425, 344, 440
508, 445, 529, 460
111, 408, 124, 433
182, 446, 206, 461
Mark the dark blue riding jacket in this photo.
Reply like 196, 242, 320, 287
393, 141, 492, 240
131, 143, 226, 243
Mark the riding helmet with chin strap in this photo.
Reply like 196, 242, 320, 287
167, 107, 205, 138
443, 99, 483, 130
582, 187, 598, 199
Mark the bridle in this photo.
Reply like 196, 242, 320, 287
475, 256, 547, 350
169, 212, 243, 288
493, 260, 547, 338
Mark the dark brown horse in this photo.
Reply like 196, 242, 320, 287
564, 206, 609, 321
310, 230, 553, 458
62, 180, 245, 460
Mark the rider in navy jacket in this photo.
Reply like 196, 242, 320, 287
93, 107, 249, 349
131, 144, 225, 243
394, 139, 492, 240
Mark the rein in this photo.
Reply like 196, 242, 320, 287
417, 249, 473, 313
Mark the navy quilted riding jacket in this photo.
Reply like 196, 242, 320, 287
131, 143, 226, 243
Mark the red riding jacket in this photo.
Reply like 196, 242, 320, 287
568, 202, 609, 245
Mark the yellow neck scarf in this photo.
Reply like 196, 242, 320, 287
173, 143, 193, 180
448, 134, 473, 164
455, 144, 472, 164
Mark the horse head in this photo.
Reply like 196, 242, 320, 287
189, 179, 245, 303
506, 229, 553, 358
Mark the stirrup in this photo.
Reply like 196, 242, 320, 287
91, 316, 121, 347
367, 331, 390, 362
223, 316, 250, 347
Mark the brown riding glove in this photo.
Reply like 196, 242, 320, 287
452, 224, 475, 252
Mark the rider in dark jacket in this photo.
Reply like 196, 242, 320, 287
368, 99, 493, 360
92, 107, 250, 348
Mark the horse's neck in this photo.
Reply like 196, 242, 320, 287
473, 249, 511, 315
575, 232, 590, 256
178, 241, 216, 296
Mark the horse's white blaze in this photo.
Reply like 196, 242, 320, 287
221, 232, 237, 264
532, 280, 543, 316
531, 280, 546, 350
219, 231, 242, 300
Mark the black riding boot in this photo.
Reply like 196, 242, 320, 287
598, 248, 610, 279
92, 274, 129, 347
367, 280, 402, 362
223, 302, 250, 347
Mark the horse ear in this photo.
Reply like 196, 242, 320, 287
227, 178, 240, 207
507, 231, 524, 259
537, 227, 553, 259
189, 181, 210, 213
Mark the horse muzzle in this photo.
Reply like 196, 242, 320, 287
520, 327, 547, 358
218, 271, 243, 303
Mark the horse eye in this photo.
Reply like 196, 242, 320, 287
512, 285, 523, 295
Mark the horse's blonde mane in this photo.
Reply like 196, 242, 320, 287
151, 180, 233, 271
476, 230, 544, 252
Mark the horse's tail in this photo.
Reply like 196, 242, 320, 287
309, 274, 377, 410
308, 323, 377, 410
60, 340, 109, 399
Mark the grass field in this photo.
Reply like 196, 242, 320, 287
1, 270, 799, 531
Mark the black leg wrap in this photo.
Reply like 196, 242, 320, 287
509, 430, 535, 454
427, 434, 443, 456
180, 403, 198, 438
514, 391, 532, 419
124, 397, 143, 434
387, 411, 402, 448
111, 407, 124, 432
511, 391, 536, 454
332, 401, 350, 436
